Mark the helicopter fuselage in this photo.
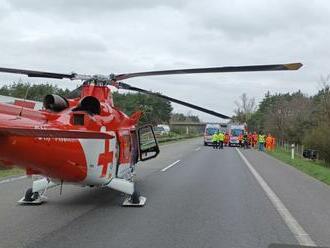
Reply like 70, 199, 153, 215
0, 85, 141, 186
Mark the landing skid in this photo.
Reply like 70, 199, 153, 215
17, 195, 47, 205
122, 196, 147, 207
17, 178, 59, 205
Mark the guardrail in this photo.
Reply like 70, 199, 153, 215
157, 134, 201, 144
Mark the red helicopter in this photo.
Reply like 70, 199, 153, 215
0, 63, 302, 206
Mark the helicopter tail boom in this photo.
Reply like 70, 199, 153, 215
0, 126, 113, 139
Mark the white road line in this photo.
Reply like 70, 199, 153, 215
235, 148, 316, 247
161, 160, 181, 172
194, 147, 201, 151
0, 175, 27, 185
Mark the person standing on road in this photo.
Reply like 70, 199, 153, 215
248, 132, 253, 148
238, 133, 243, 147
266, 134, 273, 151
243, 132, 249, 149
218, 131, 225, 149
271, 136, 276, 151
252, 132, 258, 149
212, 131, 218, 149
224, 132, 230, 147
258, 132, 266, 151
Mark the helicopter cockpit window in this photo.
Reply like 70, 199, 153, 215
73, 96, 101, 115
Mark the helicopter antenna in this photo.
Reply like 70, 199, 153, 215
18, 83, 30, 117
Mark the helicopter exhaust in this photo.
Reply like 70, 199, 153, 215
43, 94, 69, 112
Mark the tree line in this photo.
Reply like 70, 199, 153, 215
234, 83, 330, 164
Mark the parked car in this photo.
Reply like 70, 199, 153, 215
154, 125, 170, 136
157, 124, 170, 135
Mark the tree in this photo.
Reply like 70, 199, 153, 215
170, 113, 200, 123
233, 93, 256, 123
238, 81, 330, 164
113, 91, 173, 126
0, 82, 71, 101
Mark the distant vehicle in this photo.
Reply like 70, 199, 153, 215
204, 123, 220, 146
157, 124, 170, 135
228, 124, 245, 147
154, 125, 169, 136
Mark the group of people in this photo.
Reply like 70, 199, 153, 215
211, 130, 276, 152
211, 131, 225, 149
238, 132, 276, 151
256, 132, 276, 152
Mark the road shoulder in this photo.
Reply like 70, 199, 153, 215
240, 148, 330, 247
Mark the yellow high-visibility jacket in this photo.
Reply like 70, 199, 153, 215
217, 133, 225, 142
258, 135, 265, 143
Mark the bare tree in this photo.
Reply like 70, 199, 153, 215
233, 93, 256, 123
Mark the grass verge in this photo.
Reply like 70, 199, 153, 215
0, 167, 24, 179
267, 148, 330, 185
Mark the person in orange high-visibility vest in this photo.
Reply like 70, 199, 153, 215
252, 132, 258, 148
224, 132, 230, 147
238, 133, 243, 147
248, 132, 253, 147
265, 134, 273, 151
271, 136, 276, 151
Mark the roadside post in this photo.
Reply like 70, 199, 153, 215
291, 144, 295, 160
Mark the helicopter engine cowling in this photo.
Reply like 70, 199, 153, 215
43, 94, 69, 112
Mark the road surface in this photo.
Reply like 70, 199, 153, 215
0, 137, 329, 248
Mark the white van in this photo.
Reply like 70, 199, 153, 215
228, 124, 245, 147
204, 123, 220, 146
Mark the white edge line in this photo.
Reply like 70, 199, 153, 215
235, 148, 316, 247
161, 160, 181, 172
0, 175, 27, 185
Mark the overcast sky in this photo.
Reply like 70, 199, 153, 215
0, 0, 329, 122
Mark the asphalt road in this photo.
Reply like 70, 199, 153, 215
0, 138, 330, 248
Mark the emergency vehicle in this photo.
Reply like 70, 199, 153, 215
204, 123, 220, 146
228, 124, 245, 147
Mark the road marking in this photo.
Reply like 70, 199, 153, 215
0, 175, 27, 185
161, 160, 181, 172
235, 148, 316, 247
194, 147, 201, 151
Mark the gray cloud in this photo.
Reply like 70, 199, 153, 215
6, 0, 187, 20
0, 0, 329, 121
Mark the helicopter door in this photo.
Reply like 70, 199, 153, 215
138, 125, 159, 161
117, 130, 132, 179
131, 130, 139, 165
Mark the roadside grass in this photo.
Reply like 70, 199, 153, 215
0, 167, 24, 179
267, 148, 330, 185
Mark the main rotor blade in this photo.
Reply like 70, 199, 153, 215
119, 82, 231, 119
0, 67, 76, 79
114, 63, 302, 81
